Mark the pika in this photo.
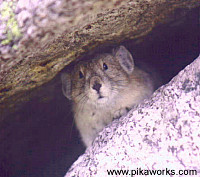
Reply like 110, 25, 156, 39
61, 46, 155, 147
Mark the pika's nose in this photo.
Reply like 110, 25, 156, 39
92, 81, 102, 93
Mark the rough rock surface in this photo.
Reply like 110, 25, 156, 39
0, 0, 126, 74
66, 54, 200, 176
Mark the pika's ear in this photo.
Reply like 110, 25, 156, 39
114, 45, 134, 74
61, 72, 72, 100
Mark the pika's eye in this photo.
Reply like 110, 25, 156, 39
79, 71, 84, 79
103, 63, 108, 70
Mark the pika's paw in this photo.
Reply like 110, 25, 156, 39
113, 107, 130, 120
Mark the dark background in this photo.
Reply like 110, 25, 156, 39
0, 7, 199, 177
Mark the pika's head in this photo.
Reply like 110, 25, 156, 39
61, 46, 134, 106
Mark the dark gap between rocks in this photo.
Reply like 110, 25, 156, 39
0, 8, 199, 177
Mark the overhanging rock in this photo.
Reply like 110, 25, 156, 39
0, 0, 200, 120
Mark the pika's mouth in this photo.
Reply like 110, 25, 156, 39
95, 93, 107, 102
98, 95, 104, 99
